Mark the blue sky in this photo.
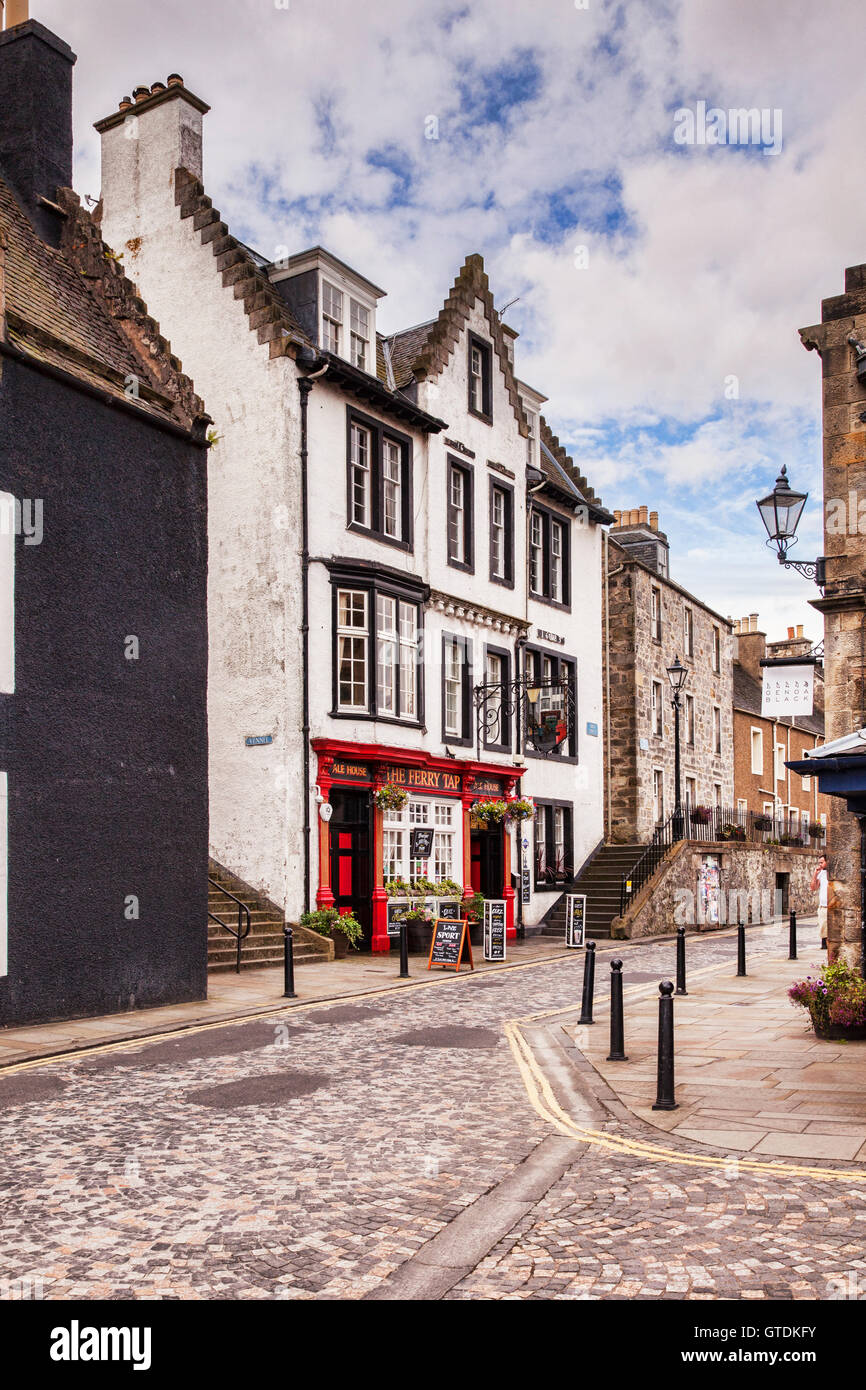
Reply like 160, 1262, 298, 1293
44, 0, 864, 643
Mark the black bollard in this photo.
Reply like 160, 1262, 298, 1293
652, 981, 678, 1111
578, 941, 597, 1025
606, 958, 628, 1061
788, 909, 797, 961
283, 926, 296, 999
737, 917, 746, 977
676, 926, 688, 996
399, 921, 409, 979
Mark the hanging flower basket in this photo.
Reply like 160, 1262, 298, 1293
374, 782, 409, 812
754, 815, 773, 832
506, 797, 535, 822
808, 822, 825, 839
471, 799, 508, 826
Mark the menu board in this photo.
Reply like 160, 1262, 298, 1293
428, 918, 473, 972
565, 894, 586, 949
483, 900, 507, 961
410, 827, 434, 859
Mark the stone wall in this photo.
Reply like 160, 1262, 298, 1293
612, 841, 818, 940
605, 545, 734, 843
801, 264, 866, 968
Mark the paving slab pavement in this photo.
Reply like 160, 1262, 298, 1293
568, 943, 866, 1163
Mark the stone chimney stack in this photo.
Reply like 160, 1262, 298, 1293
0, 16, 76, 244
734, 613, 767, 681
610, 505, 670, 577
95, 73, 209, 262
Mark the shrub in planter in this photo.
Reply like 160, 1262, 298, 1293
300, 907, 364, 958
720, 823, 746, 841
464, 890, 485, 946
754, 815, 772, 832
789, 959, 866, 1039
433, 878, 463, 898
385, 877, 410, 898
691, 806, 713, 825
808, 822, 825, 839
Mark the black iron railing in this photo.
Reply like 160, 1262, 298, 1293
207, 877, 252, 974
619, 805, 826, 916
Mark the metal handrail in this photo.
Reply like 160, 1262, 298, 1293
619, 805, 826, 916
207, 877, 252, 974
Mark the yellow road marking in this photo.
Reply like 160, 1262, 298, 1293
504, 955, 866, 1183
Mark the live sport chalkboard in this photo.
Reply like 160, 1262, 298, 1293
565, 894, 586, 949
410, 826, 434, 859
484, 900, 506, 961
428, 917, 473, 972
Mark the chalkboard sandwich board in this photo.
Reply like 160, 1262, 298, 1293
428, 917, 473, 972
483, 899, 507, 962
565, 894, 586, 949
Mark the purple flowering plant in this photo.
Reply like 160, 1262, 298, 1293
789, 959, 866, 1032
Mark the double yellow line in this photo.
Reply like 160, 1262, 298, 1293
505, 964, 866, 1184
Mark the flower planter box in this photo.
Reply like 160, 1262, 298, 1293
814, 1022, 866, 1042
388, 898, 461, 953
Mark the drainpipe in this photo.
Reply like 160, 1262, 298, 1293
298, 360, 328, 915
515, 629, 528, 938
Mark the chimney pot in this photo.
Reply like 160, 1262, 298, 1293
787, 626, 795, 639
750, 613, 759, 632
613, 510, 621, 525
797, 624, 804, 639
649, 510, 658, 530
132, 85, 150, 102
166, 72, 184, 87
639, 505, 648, 524
150, 81, 166, 94
118, 96, 132, 111
630, 508, 639, 525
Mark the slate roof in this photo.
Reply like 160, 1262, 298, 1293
382, 320, 437, 389
734, 662, 825, 737
538, 417, 612, 523
0, 176, 205, 432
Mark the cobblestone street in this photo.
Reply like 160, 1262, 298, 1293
2, 923, 862, 1302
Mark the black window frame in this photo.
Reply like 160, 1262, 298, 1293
533, 798, 574, 890
328, 563, 426, 729
447, 457, 475, 573
684, 605, 694, 658
441, 632, 473, 748
488, 477, 515, 588
527, 502, 571, 609
523, 645, 578, 763
686, 692, 695, 747
345, 406, 414, 552
467, 332, 492, 423
481, 643, 512, 754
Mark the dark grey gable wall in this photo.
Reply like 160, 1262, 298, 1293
0, 358, 208, 1026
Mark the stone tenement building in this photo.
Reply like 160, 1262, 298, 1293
732, 615, 828, 832
799, 264, 866, 966
604, 508, 734, 843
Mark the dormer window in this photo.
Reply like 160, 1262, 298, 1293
350, 300, 369, 370
323, 281, 343, 354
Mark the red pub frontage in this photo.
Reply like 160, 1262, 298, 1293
312, 739, 526, 953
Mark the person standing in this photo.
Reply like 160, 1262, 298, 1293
810, 853, 829, 950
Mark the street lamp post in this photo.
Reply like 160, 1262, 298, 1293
667, 656, 689, 842
755, 466, 825, 586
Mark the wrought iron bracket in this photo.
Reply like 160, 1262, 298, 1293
780, 554, 825, 587
473, 677, 576, 760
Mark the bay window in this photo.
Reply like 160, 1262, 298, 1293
330, 565, 425, 724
